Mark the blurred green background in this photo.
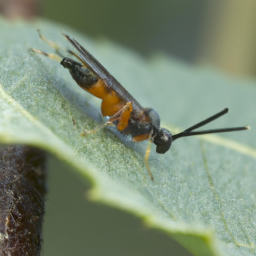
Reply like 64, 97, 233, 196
40, 1, 256, 256
43, 0, 205, 62
43, 0, 256, 77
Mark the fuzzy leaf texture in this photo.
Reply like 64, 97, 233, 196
0, 18, 256, 256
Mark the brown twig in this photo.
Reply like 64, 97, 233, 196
0, 0, 40, 19
0, 146, 47, 256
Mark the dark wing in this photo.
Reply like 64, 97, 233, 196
62, 33, 143, 110
63, 33, 110, 81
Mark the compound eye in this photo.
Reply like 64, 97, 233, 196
153, 128, 173, 154
156, 143, 170, 154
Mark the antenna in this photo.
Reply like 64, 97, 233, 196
172, 108, 249, 141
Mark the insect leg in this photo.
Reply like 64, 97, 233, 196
109, 102, 132, 131
32, 48, 62, 62
36, 29, 84, 63
145, 140, 154, 181
81, 121, 112, 136
82, 102, 132, 135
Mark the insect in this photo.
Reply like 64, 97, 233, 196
32, 30, 249, 181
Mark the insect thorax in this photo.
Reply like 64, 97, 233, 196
122, 108, 160, 137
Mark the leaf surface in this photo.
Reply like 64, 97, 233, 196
0, 18, 256, 256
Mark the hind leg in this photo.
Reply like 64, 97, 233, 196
32, 48, 62, 62
82, 101, 132, 135
36, 29, 84, 63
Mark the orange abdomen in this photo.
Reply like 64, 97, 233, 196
81, 78, 132, 130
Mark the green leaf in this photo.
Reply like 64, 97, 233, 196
1, 18, 256, 256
